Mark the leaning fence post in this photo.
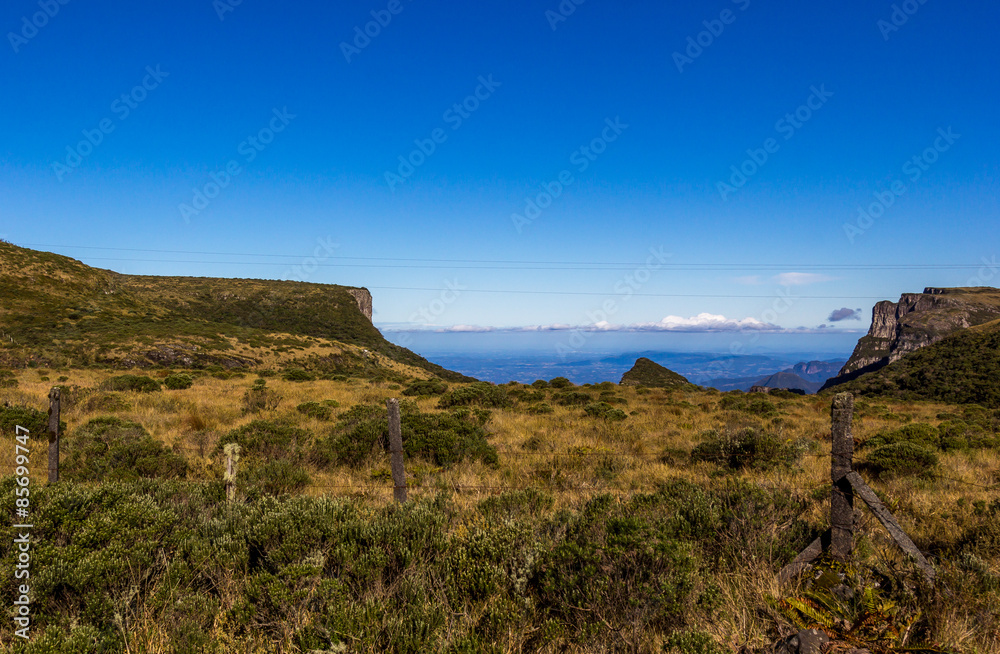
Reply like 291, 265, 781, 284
830, 392, 855, 561
47, 387, 61, 483
387, 398, 407, 504
224, 443, 241, 502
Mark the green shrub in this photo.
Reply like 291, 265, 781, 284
282, 367, 315, 382
553, 391, 590, 406
296, 401, 333, 421
717, 394, 778, 417
243, 459, 311, 496
402, 379, 449, 396
0, 404, 57, 441
531, 379, 550, 389
477, 489, 554, 521
438, 382, 511, 409
549, 377, 572, 389
319, 403, 498, 468
163, 373, 194, 390
529, 493, 700, 637
665, 631, 728, 654
690, 426, 799, 470
62, 417, 187, 481
219, 420, 312, 462
584, 402, 628, 421
860, 442, 938, 478
526, 402, 554, 415
99, 374, 161, 393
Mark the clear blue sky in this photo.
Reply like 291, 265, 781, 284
1, 0, 997, 336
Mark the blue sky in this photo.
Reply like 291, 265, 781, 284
1, 0, 997, 341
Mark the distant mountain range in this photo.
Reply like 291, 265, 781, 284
428, 350, 848, 390
708, 359, 846, 394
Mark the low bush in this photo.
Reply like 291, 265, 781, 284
717, 394, 778, 417
296, 401, 333, 421
62, 417, 187, 481
218, 420, 312, 462
526, 402, 554, 415
99, 374, 161, 393
549, 377, 572, 389
402, 379, 449, 396
319, 403, 498, 468
242, 459, 311, 496
0, 404, 57, 442
859, 442, 938, 478
163, 373, 194, 390
584, 402, 628, 422
690, 426, 800, 470
552, 391, 590, 406
282, 367, 315, 382
438, 382, 511, 409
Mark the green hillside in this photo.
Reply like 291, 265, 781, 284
0, 242, 472, 381
825, 319, 1000, 407
620, 357, 692, 389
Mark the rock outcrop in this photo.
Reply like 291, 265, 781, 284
347, 288, 373, 321
822, 287, 1000, 390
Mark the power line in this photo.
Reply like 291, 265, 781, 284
368, 286, 888, 299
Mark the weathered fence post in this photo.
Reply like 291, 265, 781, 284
830, 392, 855, 561
47, 387, 61, 483
224, 443, 241, 502
387, 398, 407, 504
779, 391, 935, 585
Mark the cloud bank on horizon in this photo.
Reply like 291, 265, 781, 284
380, 311, 867, 334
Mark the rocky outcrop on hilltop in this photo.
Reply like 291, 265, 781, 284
347, 288, 373, 321
822, 287, 1000, 390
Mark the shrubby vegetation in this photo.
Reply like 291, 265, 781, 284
437, 381, 511, 409
318, 402, 498, 468
163, 373, 194, 390
62, 417, 187, 481
402, 379, 449, 396
690, 425, 804, 470
99, 374, 162, 393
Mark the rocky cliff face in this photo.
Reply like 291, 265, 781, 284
822, 287, 1000, 390
347, 288, 373, 321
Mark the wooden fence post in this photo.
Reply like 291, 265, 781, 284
387, 399, 407, 504
830, 392, 855, 561
779, 391, 935, 585
47, 387, 61, 483
224, 443, 241, 502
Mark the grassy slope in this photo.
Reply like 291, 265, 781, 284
827, 319, 1000, 408
0, 370, 998, 651
619, 357, 692, 389
0, 242, 472, 381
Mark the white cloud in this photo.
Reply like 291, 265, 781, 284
438, 324, 495, 333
